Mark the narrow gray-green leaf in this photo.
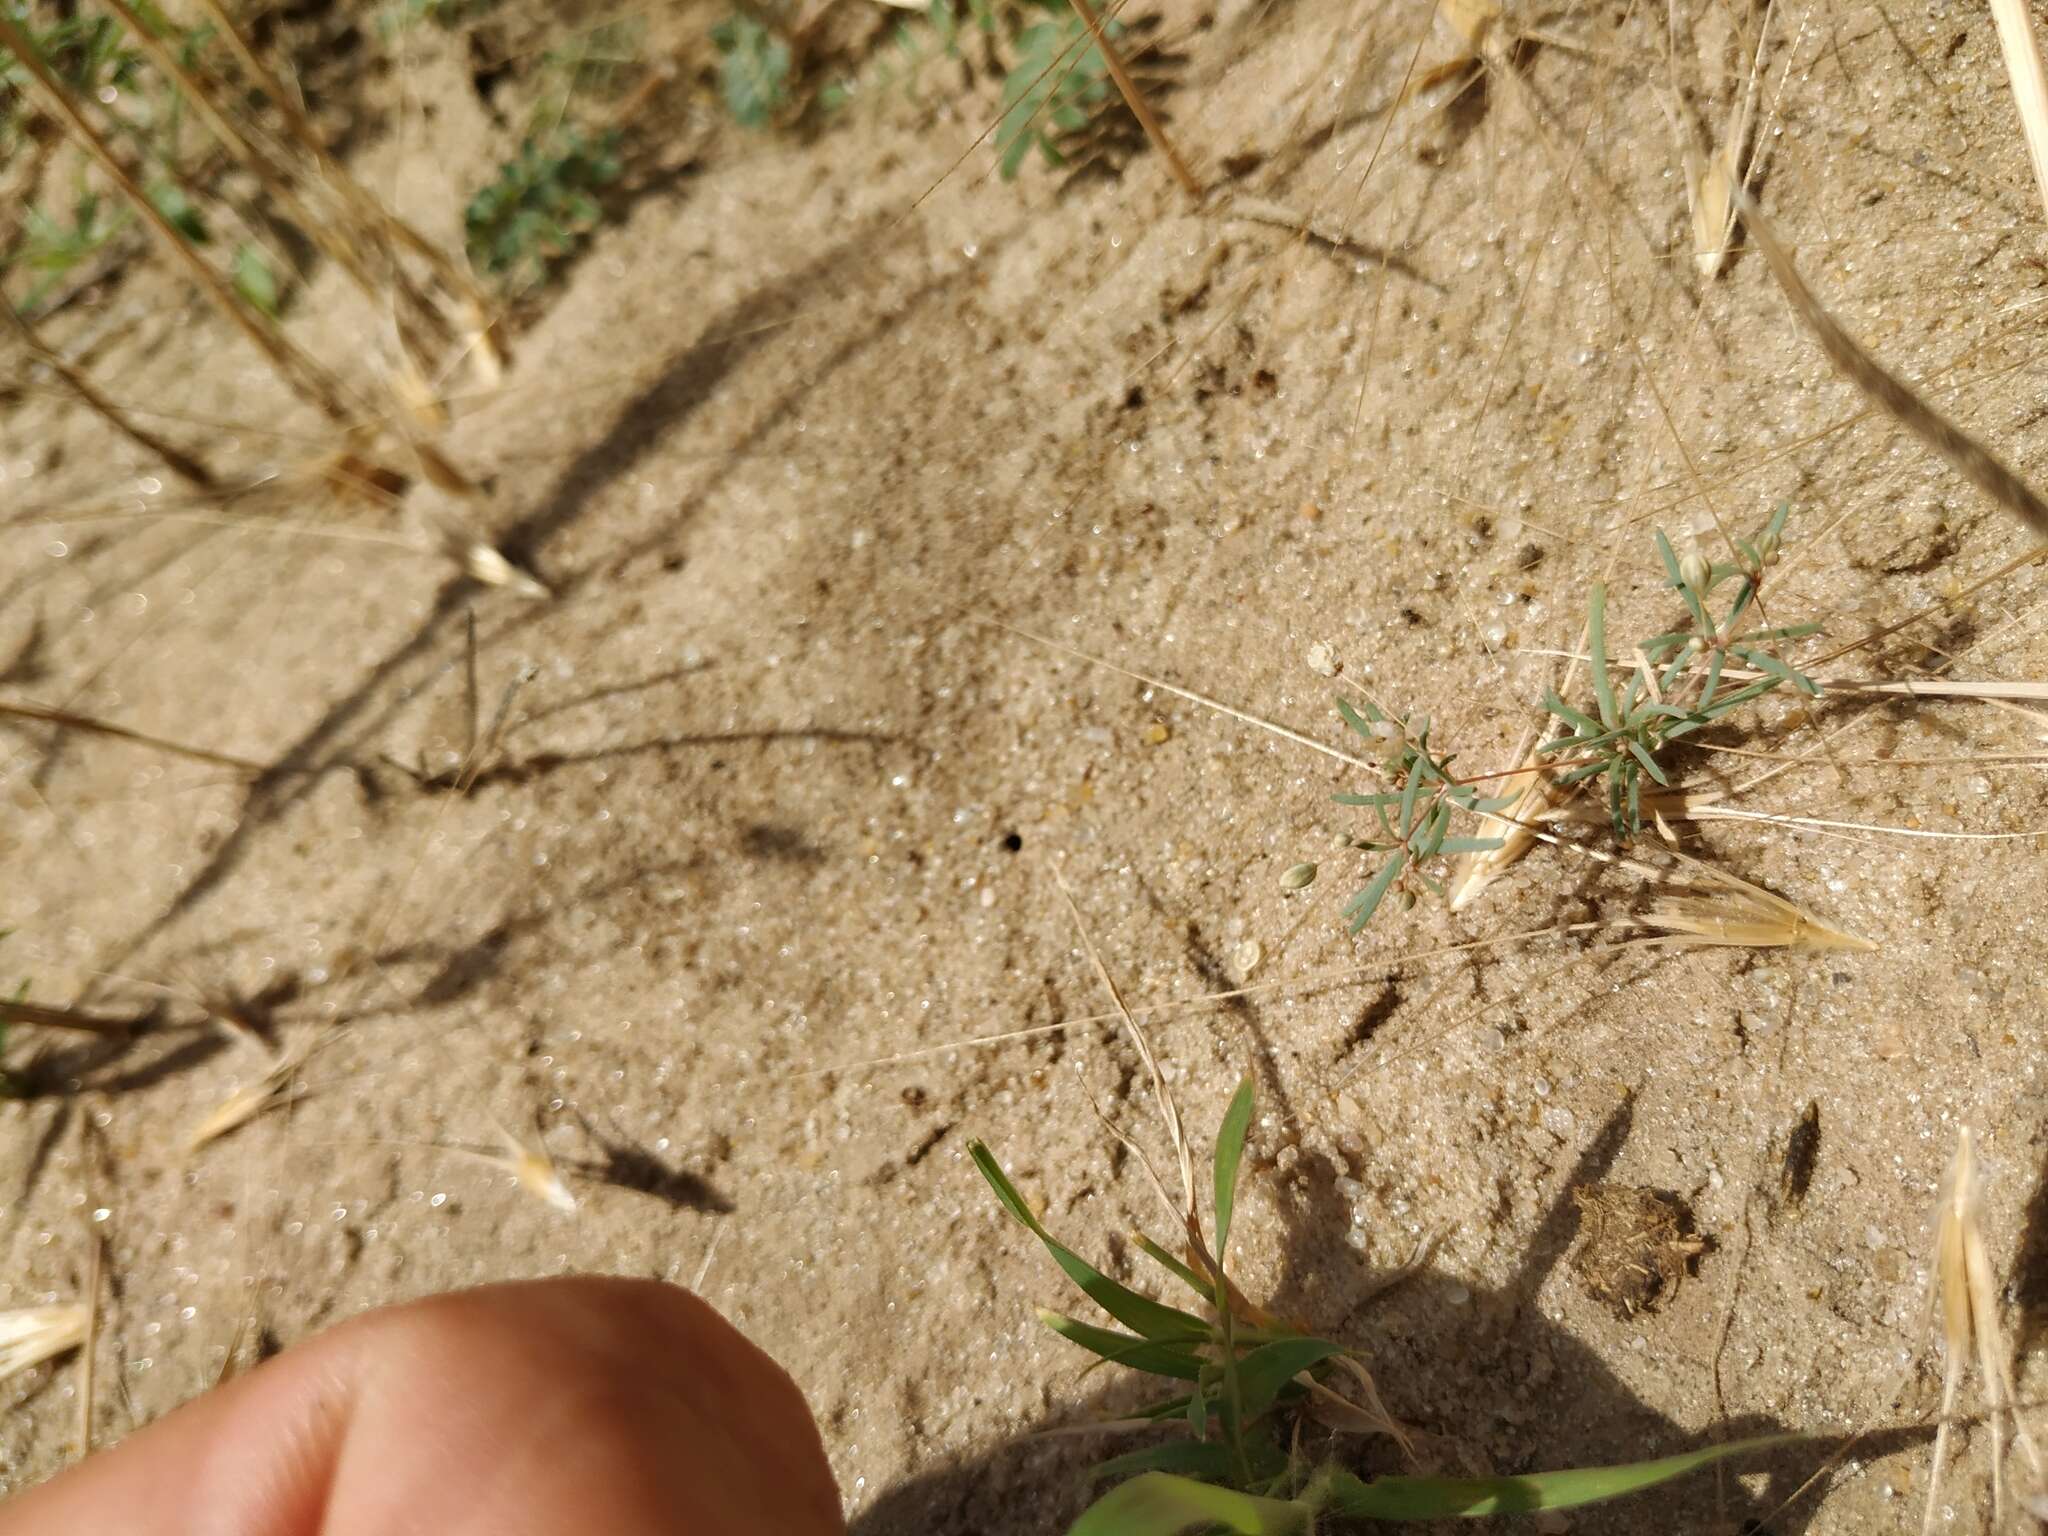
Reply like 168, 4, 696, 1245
1345, 850, 1406, 933
1588, 583, 1618, 728
1089, 1440, 1239, 1484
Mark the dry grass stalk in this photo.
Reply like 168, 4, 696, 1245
1991, 0, 2048, 228
0, 697, 268, 773
1736, 185, 2048, 542
0, 995, 157, 1037
184, 0, 497, 363
1670, 0, 1770, 279
1063, 0, 1203, 201
94, 0, 436, 355
2, 296, 216, 487
442, 527, 552, 599
1685, 82, 1756, 279
77, 1230, 101, 1458
1923, 1127, 2046, 1535
0, 1305, 89, 1382
0, 9, 356, 426
1639, 856, 1872, 952
463, 1121, 579, 1213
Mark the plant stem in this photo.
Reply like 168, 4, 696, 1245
0, 699, 267, 772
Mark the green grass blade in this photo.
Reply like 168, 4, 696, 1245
1069, 1473, 1311, 1536
1624, 738, 1669, 787
1321, 1434, 1787, 1519
1762, 499, 1793, 544
1653, 527, 1684, 586
1587, 583, 1618, 728
1695, 643, 1725, 713
1729, 645, 1821, 696
1212, 1075, 1256, 1263
1135, 1233, 1211, 1299
970, 1143, 1210, 1341
1435, 836, 1507, 854
1037, 1311, 1206, 1381
1396, 769, 1423, 840
1090, 1440, 1240, 1484
1740, 621, 1824, 643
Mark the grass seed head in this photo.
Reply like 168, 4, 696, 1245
186, 1054, 299, 1153
493, 1121, 578, 1213
1642, 860, 1873, 952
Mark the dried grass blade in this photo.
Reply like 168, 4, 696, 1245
1050, 867, 1197, 1236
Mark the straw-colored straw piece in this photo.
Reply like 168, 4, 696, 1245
0, 1305, 88, 1382
1992, 0, 2048, 228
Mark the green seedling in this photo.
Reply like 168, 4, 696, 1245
712, 12, 791, 128
1332, 699, 1512, 931
995, 4, 1119, 178
463, 126, 622, 291
973, 1076, 1397, 1500
1540, 503, 1821, 841
974, 1079, 1781, 1532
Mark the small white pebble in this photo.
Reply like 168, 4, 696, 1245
1234, 939, 1264, 975
1306, 641, 1339, 677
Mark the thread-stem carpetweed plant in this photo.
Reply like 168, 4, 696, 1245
1336, 503, 1822, 928
1331, 699, 1512, 931
1539, 501, 1820, 841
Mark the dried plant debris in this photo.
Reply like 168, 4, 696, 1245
0, 1304, 88, 1382
1924, 1127, 2045, 1535
1570, 1184, 1709, 1320
1446, 730, 1559, 912
1777, 1099, 1821, 1208
1640, 857, 1873, 953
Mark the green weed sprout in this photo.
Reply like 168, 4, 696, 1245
973, 1077, 1391, 1497
1332, 700, 1512, 931
463, 126, 622, 291
972, 1079, 1779, 1533
994, 3, 1119, 178
1540, 503, 1821, 840
713, 12, 791, 128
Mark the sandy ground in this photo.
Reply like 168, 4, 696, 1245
4, 0, 2048, 1530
